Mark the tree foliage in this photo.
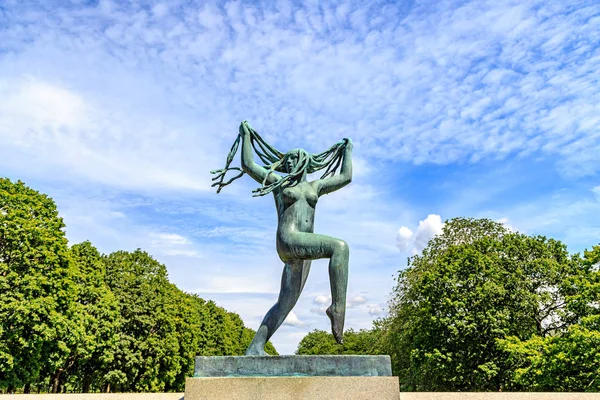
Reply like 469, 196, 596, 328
295, 328, 383, 355
0, 178, 276, 394
380, 217, 584, 391
0, 178, 75, 392
55, 241, 121, 393
7, 176, 600, 393
498, 245, 600, 391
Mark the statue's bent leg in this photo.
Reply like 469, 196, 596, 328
324, 238, 349, 344
279, 232, 349, 344
245, 259, 311, 355
327, 245, 349, 343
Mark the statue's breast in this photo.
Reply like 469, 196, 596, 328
281, 184, 318, 208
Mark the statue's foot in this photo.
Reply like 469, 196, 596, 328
326, 305, 345, 345
245, 345, 268, 356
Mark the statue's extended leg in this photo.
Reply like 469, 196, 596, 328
245, 260, 311, 355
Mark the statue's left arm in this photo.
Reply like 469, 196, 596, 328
316, 138, 353, 196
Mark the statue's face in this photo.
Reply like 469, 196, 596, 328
284, 150, 300, 173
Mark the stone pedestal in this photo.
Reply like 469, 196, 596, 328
185, 376, 399, 400
184, 355, 399, 400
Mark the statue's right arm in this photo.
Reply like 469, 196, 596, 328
240, 123, 281, 185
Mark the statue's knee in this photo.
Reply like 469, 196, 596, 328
334, 240, 349, 256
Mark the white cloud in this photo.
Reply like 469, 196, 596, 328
310, 294, 330, 314
313, 294, 330, 305
368, 305, 384, 316
347, 295, 368, 308
309, 306, 327, 315
0, 76, 218, 191
148, 232, 201, 257
283, 311, 305, 327
0, 78, 86, 130
397, 214, 444, 255
150, 233, 191, 246
396, 226, 414, 252
311, 294, 371, 312
2, 0, 600, 181
152, 3, 169, 18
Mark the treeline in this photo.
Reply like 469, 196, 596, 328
0, 178, 276, 394
297, 218, 600, 392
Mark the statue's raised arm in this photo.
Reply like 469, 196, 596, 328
314, 138, 352, 196
211, 121, 353, 355
239, 122, 282, 186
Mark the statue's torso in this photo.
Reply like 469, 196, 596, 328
274, 181, 319, 258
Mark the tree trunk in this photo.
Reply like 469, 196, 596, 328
58, 374, 65, 393
24, 383, 31, 393
51, 370, 62, 394
82, 376, 91, 393
106, 383, 111, 393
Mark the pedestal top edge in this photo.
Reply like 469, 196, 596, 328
194, 355, 391, 359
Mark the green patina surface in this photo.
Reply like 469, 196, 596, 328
211, 121, 354, 355
193, 355, 392, 377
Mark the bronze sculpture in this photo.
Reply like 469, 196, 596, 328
212, 121, 353, 355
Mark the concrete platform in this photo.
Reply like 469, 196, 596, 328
193, 355, 392, 377
187, 355, 398, 399
184, 376, 400, 400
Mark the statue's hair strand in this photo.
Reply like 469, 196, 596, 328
211, 121, 347, 196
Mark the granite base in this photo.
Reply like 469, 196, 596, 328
185, 376, 400, 400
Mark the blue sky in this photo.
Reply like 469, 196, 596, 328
1, 0, 599, 354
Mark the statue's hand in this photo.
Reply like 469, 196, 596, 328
240, 121, 253, 139
342, 137, 353, 149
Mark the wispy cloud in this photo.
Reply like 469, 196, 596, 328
149, 232, 201, 257
2, 0, 600, 182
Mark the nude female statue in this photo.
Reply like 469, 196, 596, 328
211, 121, 353, 355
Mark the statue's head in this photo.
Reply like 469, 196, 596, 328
282, 148, 309, 174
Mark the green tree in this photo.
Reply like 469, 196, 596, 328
0, 178, 278, 393
499, 244, 600, 391
241, 326, 278, 356
0, 178, 76, 393
296, 328, 382, 355
296, 330, 339, 355
382, 217, 578, 391
165, 287, 204, 391
196, 300, 277, 357
102, 250, 275, 392
103, 250, 180, 393
59, 242, 121, 393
